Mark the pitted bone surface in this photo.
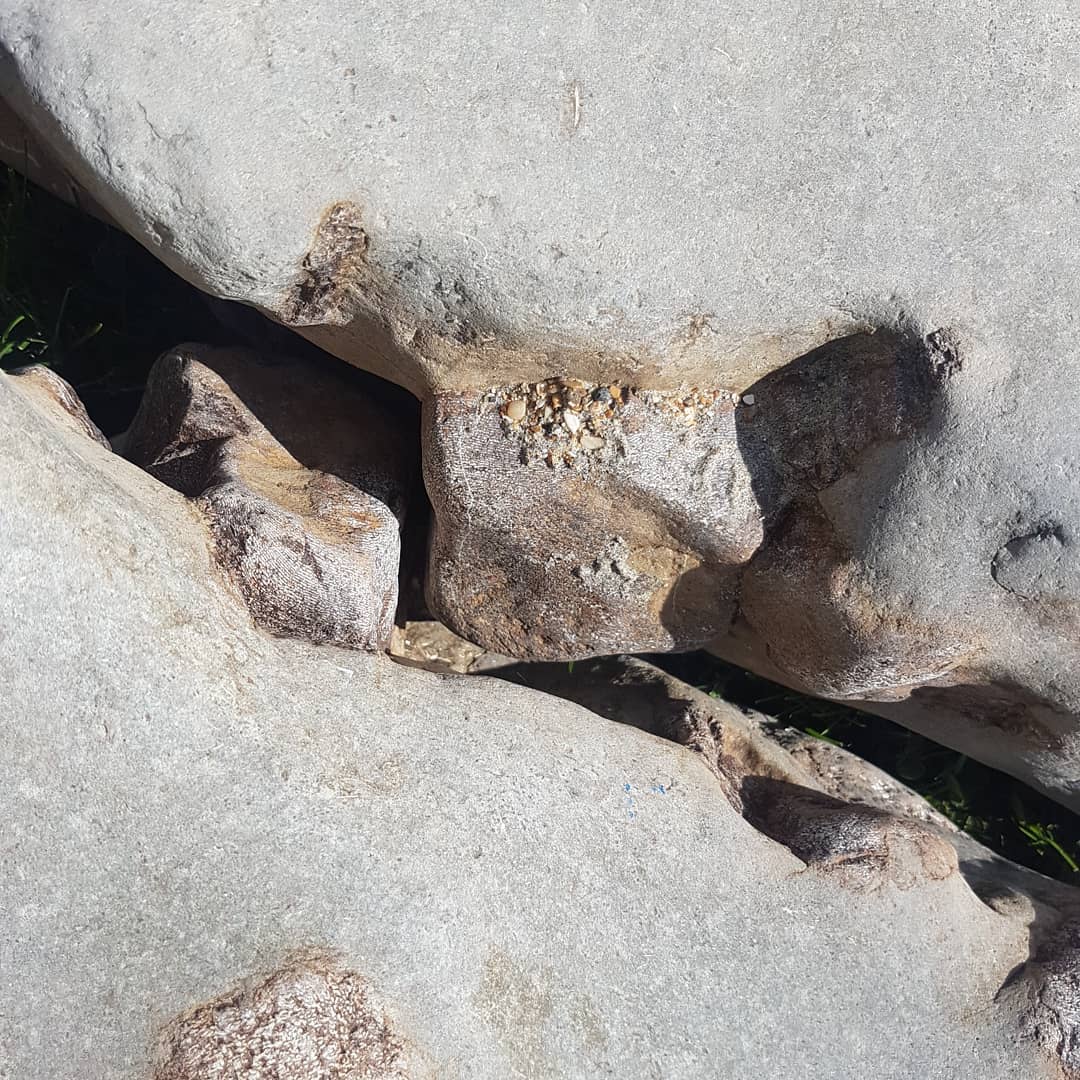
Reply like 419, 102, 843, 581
125, 346, 412, 650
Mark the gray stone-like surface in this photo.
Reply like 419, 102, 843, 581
9, 363, 110, 447
0, 373, 1067, 1078
497, 653, 1080, 1076
0, 3, 1077, 402
424, 336, 1080, 814
0, 95, 110, 221
494, 655, 1080, 913
3, 4, 1080, 809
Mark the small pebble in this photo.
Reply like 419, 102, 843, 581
580, 434, 605, 451
503, 399, 527, 422
563, 411, 582, 433
742, 393, 756, 406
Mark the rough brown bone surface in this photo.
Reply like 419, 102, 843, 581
737, 776, 958, 893
424, 379, 760, 659
153, 956, 412, 1080
423, 328, 953, 671
424, 324, 1080, 812
125, 345, 412, 650
998, 918, 1080, 1080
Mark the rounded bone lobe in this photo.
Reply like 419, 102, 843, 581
126, 345, 413, 650
998, 917, 1080, 1080
739, 502, 974, 699
423, 388, 758, 660
152, 955, 413, 1080
8, 364, 111, 449
739, 775, 958, 892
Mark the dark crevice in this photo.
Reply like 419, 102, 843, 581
650, 650, 1080, 886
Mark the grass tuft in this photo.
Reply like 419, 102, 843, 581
0, 166, 220, 433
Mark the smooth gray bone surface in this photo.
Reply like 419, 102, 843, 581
425, 329, 1080, 811
1, 2, 1078, 401
2, 5, 1078, 799
0, 370, 1068, 1079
